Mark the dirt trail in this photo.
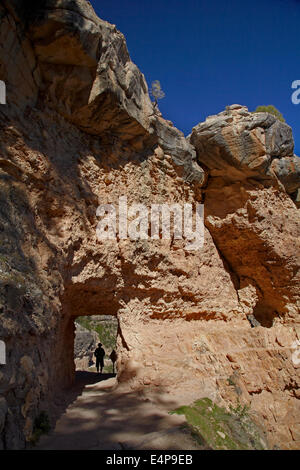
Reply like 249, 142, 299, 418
35, 372, 202, 450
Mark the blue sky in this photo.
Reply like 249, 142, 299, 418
90, 0, 300, 154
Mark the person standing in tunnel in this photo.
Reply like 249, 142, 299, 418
109, 349, 117, 374
94, 343, 105, 374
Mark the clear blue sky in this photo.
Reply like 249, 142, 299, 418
90, 0, 300, 155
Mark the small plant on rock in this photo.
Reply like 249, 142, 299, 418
29, 411, 51, 445
150, 80, 165, 107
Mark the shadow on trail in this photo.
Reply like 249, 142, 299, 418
36, 372, 199, 451
74, 371, 116, 387
48, 371, 116, 431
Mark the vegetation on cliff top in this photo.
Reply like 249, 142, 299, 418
150, 80, 165, 106
253, 105, 285, 122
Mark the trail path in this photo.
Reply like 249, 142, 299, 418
35, 372, 202, 450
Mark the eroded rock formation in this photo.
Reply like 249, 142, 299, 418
74, 322, 98, 370
0, 0, 299, 450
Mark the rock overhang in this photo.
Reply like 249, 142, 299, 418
190, 104, 299, 195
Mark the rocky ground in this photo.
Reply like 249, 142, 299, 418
34, 372, 203, 451
34, 372, 267, 450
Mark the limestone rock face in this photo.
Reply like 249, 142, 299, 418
190, 105, 297, 189
27, 0, 154, 141
271, 155, 300, 195
191, 105, 300, 325
0, 0, 299, 451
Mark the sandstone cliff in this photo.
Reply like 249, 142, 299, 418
0, 0, 299, 450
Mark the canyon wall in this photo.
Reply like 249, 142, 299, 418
0, 0, 299, 449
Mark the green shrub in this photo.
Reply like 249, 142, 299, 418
29, 411, 51, 445
253, 105, 285, 122
229, 402, 250, 418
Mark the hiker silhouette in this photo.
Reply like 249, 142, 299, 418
94, 343, 105, 374
109, 349, 117, 374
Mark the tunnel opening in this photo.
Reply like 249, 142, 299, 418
57, 280, 122, 393
74, 314, 118, 375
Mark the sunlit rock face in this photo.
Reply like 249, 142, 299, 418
191, 105, 300, 326
0, 0, 299, 450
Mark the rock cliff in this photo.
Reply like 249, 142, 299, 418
74, 322, 98, 370
0, 0, 299, 450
